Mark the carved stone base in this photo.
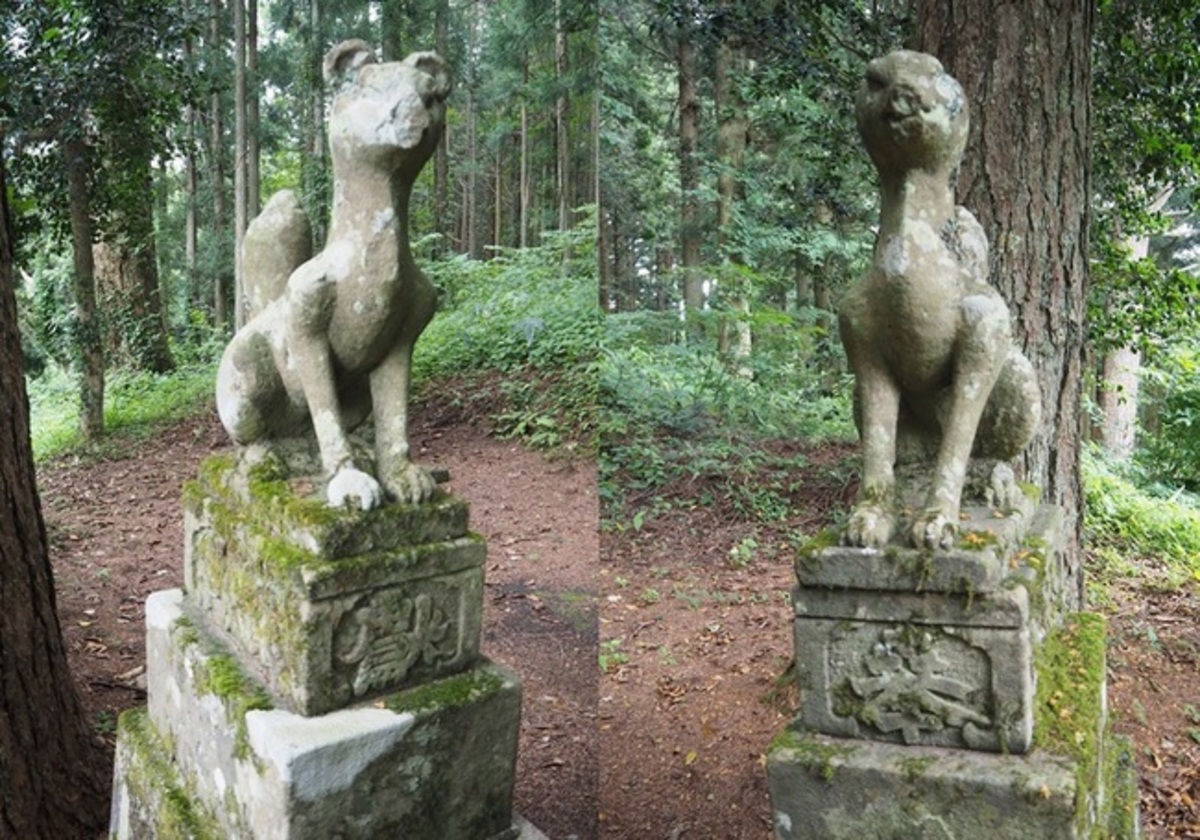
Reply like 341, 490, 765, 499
110, 589, 532, 840
794, 504, 1072, 752
769, 502, 1140, 838
183, 454, 483, 716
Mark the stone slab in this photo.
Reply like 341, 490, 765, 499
766, 728, 1139, 839
797, 504, 1057, 595
111, 713, 546, 840
184, 457, 486, 715
121, 588, 523, 839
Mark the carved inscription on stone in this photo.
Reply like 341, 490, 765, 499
333, 584, 464, 698
829, 624, 992, 745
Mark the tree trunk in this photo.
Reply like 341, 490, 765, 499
301, 0, 327, 249
64, 137, 105, 439
434, 0, 449, 254
714, 30, 751, 373
914, 0, 1093, 598
209, 0, 229, 329
233, 0, 248, 327
677, 24, 703, 316
519, 58, 531, 249
0, 137, 110, 840
555, 0, 570, 232
247, 0, 260, 217
380, 0, 404, 62
1095, 187, 1173, 458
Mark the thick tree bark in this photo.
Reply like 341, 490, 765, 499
0, 138, 110, 840
64, 136, 105, 439
914, 0, 1093, 596
677, 25, 703, 314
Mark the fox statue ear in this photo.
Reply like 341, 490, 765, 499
324, 39, 375, 88
402, 52, 452, 101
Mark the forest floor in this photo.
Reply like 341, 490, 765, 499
40, 406, 1200, 839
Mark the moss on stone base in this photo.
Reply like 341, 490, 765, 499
1033, 611, 1139, 838
113, 707, 222, 840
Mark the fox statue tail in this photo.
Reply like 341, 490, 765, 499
240, 189, 313, 322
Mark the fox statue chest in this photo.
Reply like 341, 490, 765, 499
858, 217, 973, 394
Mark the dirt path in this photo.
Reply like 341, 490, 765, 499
38, 410, 1199, 838
40, 406, 598, 839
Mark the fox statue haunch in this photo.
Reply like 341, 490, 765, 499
838, 50, 1041, 550
216, 41, 450, 510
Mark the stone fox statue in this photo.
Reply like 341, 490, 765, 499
838, 50, 1041, 550
217, 41, 450, 510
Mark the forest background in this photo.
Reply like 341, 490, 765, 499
1, 0, 1199, 836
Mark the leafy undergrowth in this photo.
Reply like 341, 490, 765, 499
28, 362, 219, 463
1084, 447, 1200, 594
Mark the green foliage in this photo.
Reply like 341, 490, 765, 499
1137, 339, 1200, 490
416, 222, 601, 449
1084, 447, 1200, 590
28, 362, 217, 462
600, 308, 853, 529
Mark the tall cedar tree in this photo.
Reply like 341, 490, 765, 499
913, 0, 1093, 601
0, 144, 110, 836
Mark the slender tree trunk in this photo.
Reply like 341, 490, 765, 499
596, 92, 608, 308
234, 0, 248, 327
64, 137, 104, 438
1095, 187, 1173, 458
380, 0, 404, 62
434, 0, 449, 253
301, 0, 327, 248
184, 111, 199, 309
519, 58, 531, 249
714, 30, 751, 372
914, 0, 1093, 599
0, 142, 109, 840
493, 139, 503, 253
677, 25, 703, 316
209, 0, 228, 329
247, 0, 260, 216
555, 0, 570, 232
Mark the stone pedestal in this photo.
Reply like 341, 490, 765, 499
766, 503, 1140, 838
111, 454, 539, 839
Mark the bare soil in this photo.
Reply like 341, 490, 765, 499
40, 414, 1200, 838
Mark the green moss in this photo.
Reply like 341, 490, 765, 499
117, 708, 222, 839
1033, 612, 1107, 831
830, 679, 863, 720
1098, 735, 1140, 839
385, 665, 504, 714
1018, 482, 1043, 504
770, 727, 856, 782
195, 653, 274, 759
898, 548, 934, 590
898, 755, 936, 783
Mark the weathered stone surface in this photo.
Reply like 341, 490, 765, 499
769, 607, 1141, 838
120, 588, 525, 839
838, 50, 1042, 550
183, 456, 483, 716
216, 42, 452, 509
768, 731, 1078, 839
793, 504, 1070, 753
